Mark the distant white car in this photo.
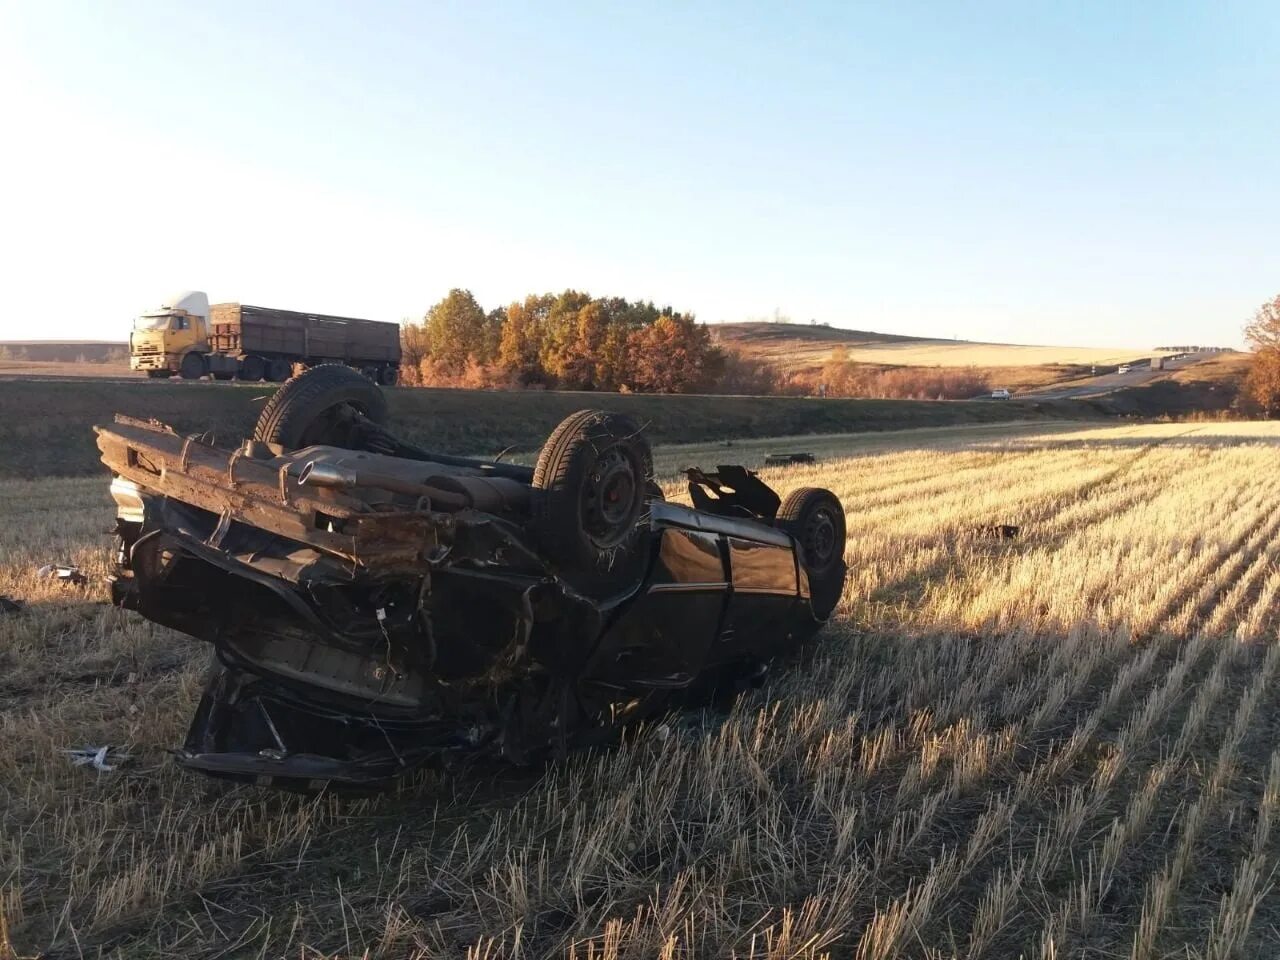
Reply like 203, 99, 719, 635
1118, 364, 1132, 374
990, 388, 1012, 400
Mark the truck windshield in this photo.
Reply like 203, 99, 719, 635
134, 315, 173, 331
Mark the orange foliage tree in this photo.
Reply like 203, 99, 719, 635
1243, 293, 1280, 417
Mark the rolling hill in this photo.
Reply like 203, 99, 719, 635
710, 321, 1169, 372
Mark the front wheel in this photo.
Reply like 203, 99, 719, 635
776, 487, 846, 621
179, 353, 205, 380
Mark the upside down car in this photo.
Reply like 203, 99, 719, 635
97, 365, 847, 790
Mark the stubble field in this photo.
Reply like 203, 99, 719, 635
2, 420, 1279, 958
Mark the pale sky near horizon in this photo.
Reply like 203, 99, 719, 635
0, 1, 1275, 348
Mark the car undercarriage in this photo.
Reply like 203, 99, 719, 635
97, 366, 847, 790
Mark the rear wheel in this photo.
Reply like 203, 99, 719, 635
179, 353, 205, 380
775, 487, 846, 621
532, 410, 654, 595
253, 363, 390, 450
146, 370, 172, 379
238, 356, 266, 382
266, 359, 291, 382
378, 366, 399, 386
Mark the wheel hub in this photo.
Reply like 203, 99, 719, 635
581, 447, 638, 547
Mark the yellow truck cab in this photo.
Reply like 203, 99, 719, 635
130, 291, 211, 379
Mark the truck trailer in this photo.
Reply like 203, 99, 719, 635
130, 291, 401, 384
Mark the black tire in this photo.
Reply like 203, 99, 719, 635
532, 410, 654, 595
179, 353, 205, 380
266, 359, 291, 382
776, 487, 846, 621
146, 370, 172, 379
238, 356, 266, 382
253, 363, 389, 450
378, 366, 399, 386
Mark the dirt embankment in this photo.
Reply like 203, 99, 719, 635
0, 379, 1098, 479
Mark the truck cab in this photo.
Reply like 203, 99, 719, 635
130, 291, 211, 378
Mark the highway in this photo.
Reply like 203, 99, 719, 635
1018, 353, 1205, 400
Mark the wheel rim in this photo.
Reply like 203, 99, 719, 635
805, 508, 838, 569
580, 446, 639, 548
298, 402, 366, 448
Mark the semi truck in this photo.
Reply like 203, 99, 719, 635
130, 291, 401, 384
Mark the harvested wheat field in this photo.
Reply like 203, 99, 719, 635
4, 420, 1280, 958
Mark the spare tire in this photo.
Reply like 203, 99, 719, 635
532, 410, 654, 595
776, 487, 846, 621
254, 364, 389, 451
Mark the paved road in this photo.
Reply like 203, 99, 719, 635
1018, 353, 1206, 400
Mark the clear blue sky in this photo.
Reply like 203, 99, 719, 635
1, 1, 1275, 347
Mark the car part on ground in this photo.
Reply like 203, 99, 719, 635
764, 452, 816, 466
95, 366, 847, 790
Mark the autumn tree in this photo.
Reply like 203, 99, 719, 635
498, 293, 556, 385
1243, 293, 1280, 417
423, 289, 487, 375
625, 311, 723, 393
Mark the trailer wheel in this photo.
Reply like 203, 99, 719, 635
532, 410, 654, 595
238, 356, 266, 382
378, 366, 399, 386
179, 353, 205, 380
266, 360, 290, 382
253, 363, 389, 451
775, 487, 846, 620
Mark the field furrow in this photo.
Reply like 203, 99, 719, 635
5, 420, 1280, 958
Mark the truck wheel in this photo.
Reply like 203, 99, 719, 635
238, 356, 266, 382
254, 363, 390, 450
378, 366, 399, 386
179, 353, 205, 380
266, 360, 290, 382
775, 487, 846, 621
532, 410, 654, 595
146, 370, 172, 379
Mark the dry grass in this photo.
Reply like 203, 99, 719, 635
0, 360, 136, 378
4, 421, 1280, 958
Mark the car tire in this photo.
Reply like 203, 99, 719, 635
776, 487, 846, 621
179, 353, 205, 380
253, 363, 390, 450
532, 410, 654, 595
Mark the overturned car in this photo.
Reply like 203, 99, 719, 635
98, 366, 847, 789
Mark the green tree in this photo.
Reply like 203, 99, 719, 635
424, 289, 487, 375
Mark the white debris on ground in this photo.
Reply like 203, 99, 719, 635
64, 746, 129, 773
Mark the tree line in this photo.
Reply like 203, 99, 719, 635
399, 289, 738, 393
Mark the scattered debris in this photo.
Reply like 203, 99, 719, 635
764, 452, 816, 466
978, 524, 1021, 540
0, 596, 23, 614
36, 564, 88, 585
64, 745, 129, 773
